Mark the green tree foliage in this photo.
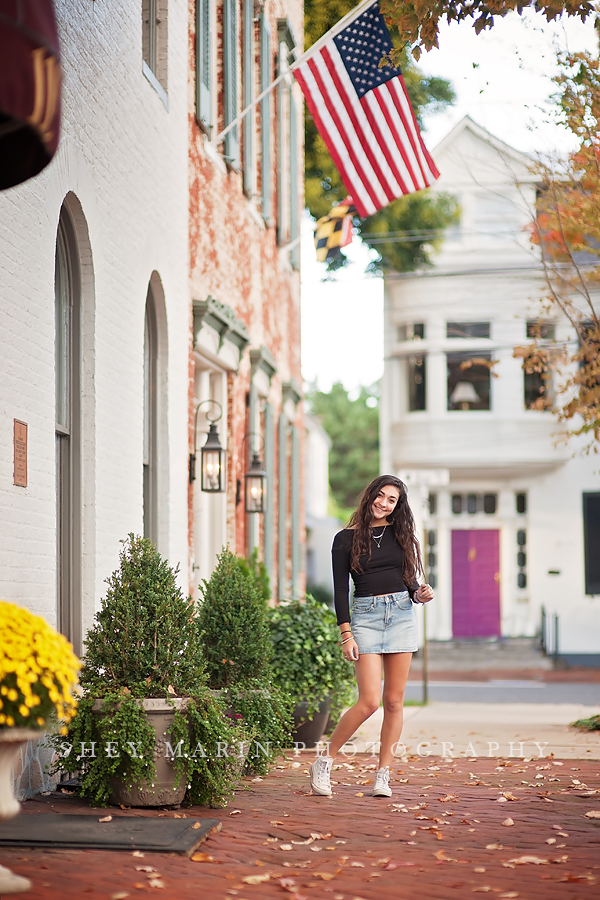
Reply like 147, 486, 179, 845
378, 0, 594, 62
308, 382, 379, 513
522, 51, 600, 448
82, 534, 206, 697
197, 548, 272, 688
268, 595, 356, 720
304, 0, 458, 273
196, 547, 293, 773
58, 535, 243, 807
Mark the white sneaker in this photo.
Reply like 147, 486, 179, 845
373, 766, 392, 797
310, 755, 333, 796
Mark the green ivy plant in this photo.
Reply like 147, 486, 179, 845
268, 595, 356, 721
52, 534, 243, 807
197, 548, 293, 773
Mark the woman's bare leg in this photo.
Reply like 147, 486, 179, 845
327, 654, 382, 758
378, 652, 412, 769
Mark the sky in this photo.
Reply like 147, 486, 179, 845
300, 8, 599, 394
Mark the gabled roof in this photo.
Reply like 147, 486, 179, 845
433, 114, 534, 171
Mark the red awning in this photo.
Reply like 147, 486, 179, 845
0, 0, 62, 190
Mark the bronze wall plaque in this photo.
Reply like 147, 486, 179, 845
14, 420, 27, 487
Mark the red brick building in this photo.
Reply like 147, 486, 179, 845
187, 0, 304, 600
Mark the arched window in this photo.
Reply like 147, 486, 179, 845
55, 208, 81, 650
143, 288, 158, 545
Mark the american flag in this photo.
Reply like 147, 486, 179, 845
294, 0, 439, 218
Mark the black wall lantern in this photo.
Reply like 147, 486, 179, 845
189, 400, 225, 492
242, 433, 267, 513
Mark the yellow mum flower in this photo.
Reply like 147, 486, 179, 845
0, 601, 81, 730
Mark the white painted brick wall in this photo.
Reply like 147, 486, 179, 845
0, 1, 190, 633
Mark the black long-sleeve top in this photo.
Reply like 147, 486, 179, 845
332, 527, 418, 625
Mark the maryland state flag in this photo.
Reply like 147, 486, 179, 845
314, 197, 357, 264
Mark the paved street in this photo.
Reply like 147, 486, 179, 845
353, 702, 600, 760
2, 754, 599, 899
404, 681, 600, 705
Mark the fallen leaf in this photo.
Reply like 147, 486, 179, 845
230, 809, 242, 816
507, 856, 548, 865
148, 880, 165, 889
255, 860, 265, 867
438, 794, 457, 802
474, 867, 486, 873
472, 888, 492, 893
167, 684, 176, 695
310, 832, 332, 840
191, 852, 216, 862
435, 832, 445, 840
278, 877, 296, 888
310, 847, 322, 852
350, 861, 365, 867
280, 844, 293, 851
355, 792, 364, 797
496, 797, 508, 803
498, 894, 519, 899
132, 851, 145, 858
135, 866, 158, 873
99, 815, 112, 823
584, 810, 600, 818
270, 820, 284, 826
191, 821, 201, 829
503, 792, 519, 801
485, 844, 503, 850
312, 872, 336, 881
242, 874, 270, 885
502, 818, 514, 827
111, 894, 130, 900
545, 838, 556, 844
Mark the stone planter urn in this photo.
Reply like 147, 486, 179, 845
0, 727, 41, 894
93, 698, 189, 808
291, 698, 332, 749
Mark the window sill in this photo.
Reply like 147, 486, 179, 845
142, 61, 169, 111
203, 136, 228, 175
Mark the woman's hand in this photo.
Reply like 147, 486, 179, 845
415, 584, 434, 604
342, 637, 359, 662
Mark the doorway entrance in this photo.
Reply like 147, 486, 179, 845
451, 529, 500, 637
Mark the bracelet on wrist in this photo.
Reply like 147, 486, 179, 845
341, 636, 354, 644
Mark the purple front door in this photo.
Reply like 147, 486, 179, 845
452, 530, 500, 637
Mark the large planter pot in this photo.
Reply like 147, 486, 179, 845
291, 698, 331, 749
93, 698, 189, 808
0, 727, 42, 894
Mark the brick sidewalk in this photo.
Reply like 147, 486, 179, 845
2, 754, 599, 900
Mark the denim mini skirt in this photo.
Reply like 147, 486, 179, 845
350, 591, 418, 654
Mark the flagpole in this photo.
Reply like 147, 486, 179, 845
214, 0, 377, 143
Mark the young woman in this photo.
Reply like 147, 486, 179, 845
310, 475, 434, 798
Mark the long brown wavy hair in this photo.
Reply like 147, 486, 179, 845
347, 475, 422, 586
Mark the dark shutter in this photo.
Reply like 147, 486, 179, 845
260, 14, 272, 222
242, 0, 253, 193
583, 493, 600, 594
195, 0, 212, 133
224, 0, 240, 169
